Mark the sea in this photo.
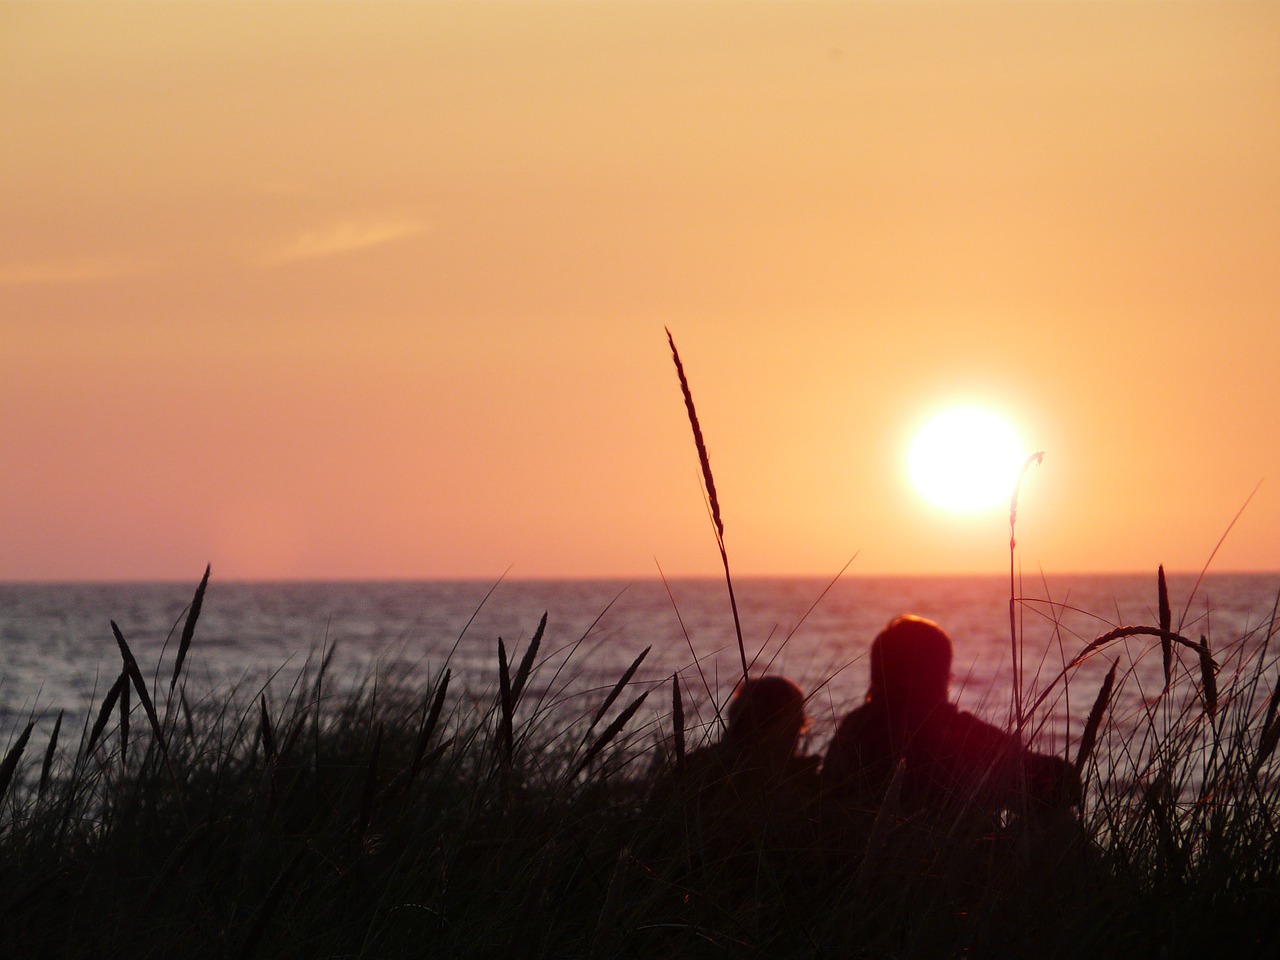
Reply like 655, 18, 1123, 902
2, 574, 1278, 759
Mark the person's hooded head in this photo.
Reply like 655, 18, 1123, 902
868, 615, 953, 719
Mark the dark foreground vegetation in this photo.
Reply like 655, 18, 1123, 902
2, 567, 1280, 960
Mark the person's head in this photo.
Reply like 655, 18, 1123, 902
725, 675, 808, 758
868, 615, 953, 715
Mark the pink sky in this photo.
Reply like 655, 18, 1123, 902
3, 1, 1278, 580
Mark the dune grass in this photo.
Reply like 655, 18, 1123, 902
0, 568, 1278, 959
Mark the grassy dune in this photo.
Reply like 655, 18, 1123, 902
0, 565, 1278, 959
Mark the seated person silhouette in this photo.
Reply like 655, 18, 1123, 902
823, 615, 1081, 815
670, 674, 820, 807
643, 675, 822, 924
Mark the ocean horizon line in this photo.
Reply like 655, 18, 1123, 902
3, 568, 1278, 587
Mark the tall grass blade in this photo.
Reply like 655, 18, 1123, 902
0, 721, 35, 806
1075, 658, 1118, 775
1145, 771, 1184, 882
666, 328, 722, 540
575, 689, 650, 777
258, 694, 276, 761
761, 553, 859, 677
112, 620, 188, 824
425, 669, 451, 742
590, 845, 631, 958
1198, 635, 1217, 717
408, 669, 451, 785
1179, 479, 1262, 627
1263, 671, 1280, 736
417, 737, 454, 774
1251, 676, 1280, 780
511, 612, 545, 704
87, 672, 128, 755
672, 674, 685, 774
180, 689, 195, 740
1158, 565, 1173, 691
357, 723, 383, 838
236, 841, 309, 960
38, 710, 63, 799
314, 641, 338, 702
589, 646, 651, 730
497, 638, 514, 760
119, 675, 131, 765
1026, 624, 1203, 719
170, 563, 210, 695
404, 670, 455, 788
383, 688, 454, 802
279, 709, 306, 761
1008, 451, 1043, 734
1076, 624, 1202, 666
656, 560, 716, 719
111, 620, 167, 753
138, 821, 214, 915
666, 328, 748, 684
857, 756, 905, 894
522, 588, 627, 724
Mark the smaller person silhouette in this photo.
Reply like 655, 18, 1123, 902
673, 675, 820, 807
642, 675, 822, 936
648, 677, 820, 862
823, 615, 1080, 814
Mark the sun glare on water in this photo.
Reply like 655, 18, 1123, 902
908, 407, 1025, 512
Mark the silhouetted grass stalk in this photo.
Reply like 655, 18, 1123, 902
1008, 450, 1043, 736
170, 562, 210, 698
2, 565, 1278, 959
667, 328, 748, 686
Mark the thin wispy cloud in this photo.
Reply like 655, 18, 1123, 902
261, 217, 427, 266
0, 256, 141, 286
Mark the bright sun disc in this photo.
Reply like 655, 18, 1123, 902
908, 407, 1025, 512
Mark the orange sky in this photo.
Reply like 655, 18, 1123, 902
3, 1, 1278, 581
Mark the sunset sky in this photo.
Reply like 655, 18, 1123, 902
3, 1, 1278, 581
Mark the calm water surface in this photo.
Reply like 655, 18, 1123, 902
2, 574, 1278, 755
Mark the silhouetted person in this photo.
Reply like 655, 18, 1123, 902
662, 674, 820, 811
639, 676, 822, 939
823, 615, 1081, 815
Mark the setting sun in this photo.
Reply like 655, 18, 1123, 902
908, 407, 1025, 513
